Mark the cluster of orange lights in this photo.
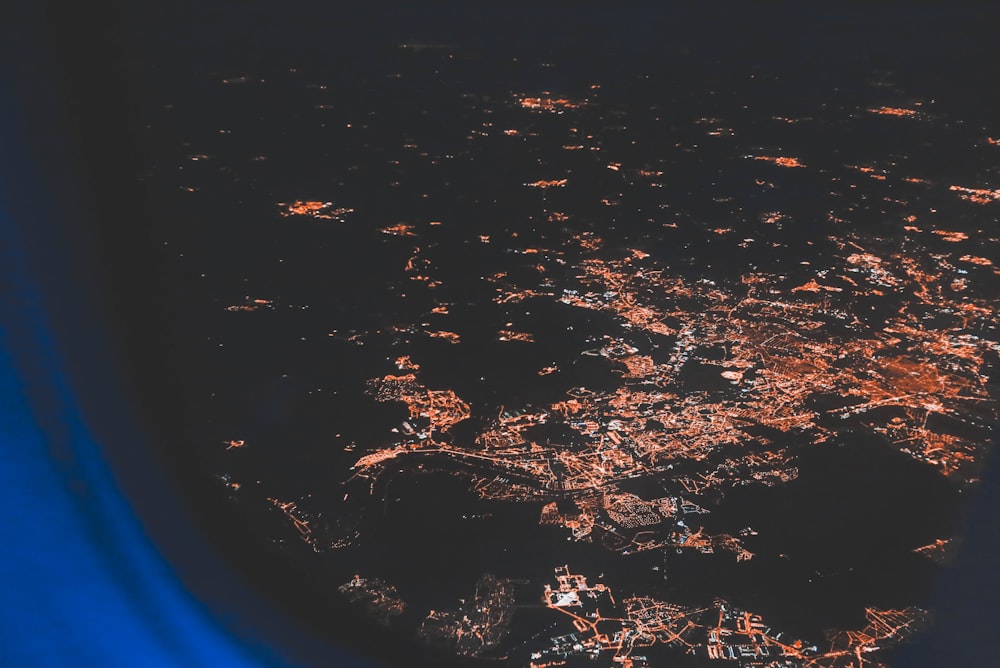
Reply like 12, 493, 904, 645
224, 297, 273, 312
526, 178, 569, 188
753, 155, 805, 168
533, 566, 926, 667
366, 370, 471, 434
347, 231, 996, 564
379, 223, 417, 237
498, 329, 535, 343
949, 184, 1000, 205
868, 106, 919, 117
278, 200, 354, 220
518, 96, 585, 112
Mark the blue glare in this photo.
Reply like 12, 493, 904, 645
0, 206, 288, 667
